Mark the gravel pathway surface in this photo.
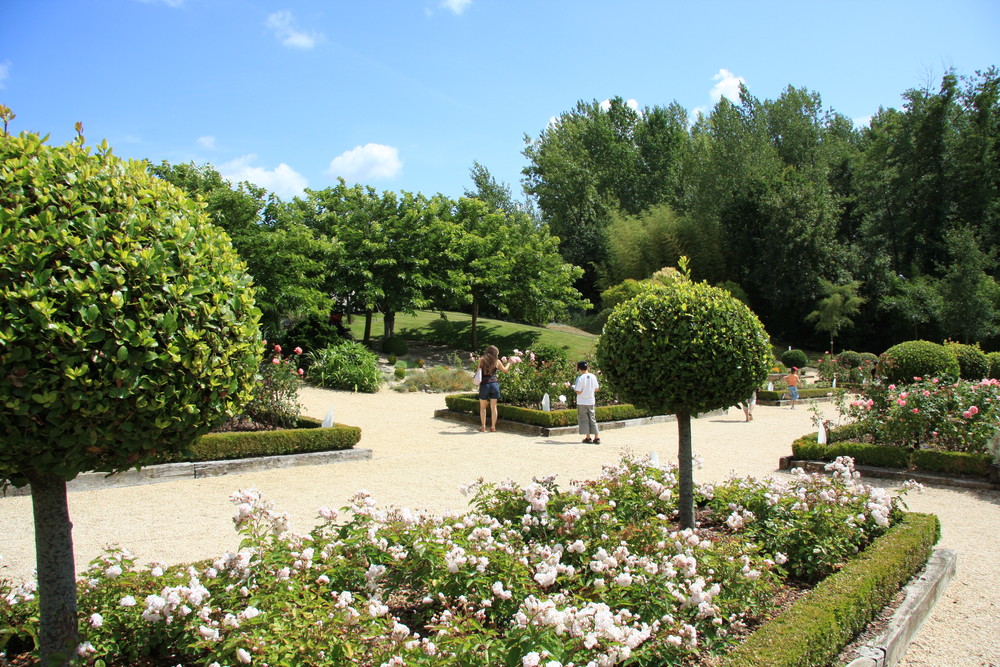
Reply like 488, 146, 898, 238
1, 387, 997, 665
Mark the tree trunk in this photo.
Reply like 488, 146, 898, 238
471, 299, 479, 351
383, 311, 396, 340
27, 471, 78, 666
363, 309, 373, 343
676, 410, 695, 530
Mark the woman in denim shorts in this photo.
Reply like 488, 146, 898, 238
477, 345, 510, 432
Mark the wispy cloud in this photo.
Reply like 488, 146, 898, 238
265, 10, 322, 50
0, 61, 11, 89
853, 115, 873, 129
440, 0, 472, 15
219, 154, 308, 199
326, 144, 402, 183
710, 68, 745, 104
197, 135, 217, 150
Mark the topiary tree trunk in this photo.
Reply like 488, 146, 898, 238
28, 472, 78, 666
676, 410, 695, 529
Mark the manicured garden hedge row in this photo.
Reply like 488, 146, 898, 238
721, 512, 940, 667
757, 387, 846, 401
155, 417, 362, 464
444, 394, 655, 427
791, 427, 993, 478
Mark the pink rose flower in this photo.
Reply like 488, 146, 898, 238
272, 357, 280, 365
274, 344, 282, 353
294, 347, 303, 355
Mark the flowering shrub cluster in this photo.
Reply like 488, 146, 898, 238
815, 352, 876, 386
240, 343, 304, 429
844, 377, 1000, 453
472, 348, 621, 409
0, 457, 914, 666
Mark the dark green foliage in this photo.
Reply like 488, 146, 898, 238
780, 349, 809, 369
860, 352, 879, 366
837, 350, 863, 368
596, 281, 771, 415
876, 340, 960, 384
721, 513, 939, 667
444, 394, 653, 428
157, 419, 362, 463
791, 439, 911, 469
381, 336, 409, 356
306, 341, 383, 393
910, 449, 992, 476
988, 351, 1000, 379
756, 388, 846, 402
278, 315, 351, 362
945, 341, 990, 380
0, 132, 261, 484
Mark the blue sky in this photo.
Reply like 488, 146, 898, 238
3, 1, 998, 202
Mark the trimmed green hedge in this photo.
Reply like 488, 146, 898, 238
757, 387, 846, 401
791, 430, 993, 478
444, 394, 655, 428
156, 417, 362, 463
721, 512, 940, 667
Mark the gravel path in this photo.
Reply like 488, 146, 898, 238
1, 387, 997, 665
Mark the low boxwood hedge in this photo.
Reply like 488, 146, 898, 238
791, 430, 993, 478
444, 394, 655, 428
155, 417, 362, 464
721, 512, 940, 667
757, 387, 846, 401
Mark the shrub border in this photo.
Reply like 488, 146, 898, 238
720, 512, 940, 667
790, 428, 993, 479
443, 393, 655, 428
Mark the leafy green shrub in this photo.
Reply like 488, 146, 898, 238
987, 351, 1000, 379
792, 438, 911, 469
307, 341, 383, 393
945, 341, 990, 380
860, 351, 878, 366
239, 344, 303, 429
381, 336, 409, 356
393, 367, 406, 380
837, 350, 863, 368
275, 315, 350, 365
780, 348, 808, 369
500, 354, 576, 407
876, 340, 959, 384
444, 394, 653, 427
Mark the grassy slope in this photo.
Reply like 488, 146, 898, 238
348, 310, 598, 360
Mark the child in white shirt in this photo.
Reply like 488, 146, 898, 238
574, 360, 600, 444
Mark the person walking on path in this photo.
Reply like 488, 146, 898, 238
784, 367, 801, 409
574, 360, 601, 443
741, 391, 756, 421
477, 345, 510, 432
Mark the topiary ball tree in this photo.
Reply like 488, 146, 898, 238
0, 126, 261, 664
876, 340, 960, 385
596, 279, 771, 529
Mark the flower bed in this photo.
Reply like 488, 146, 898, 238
756, 387, 846, 403
0, 456, 931, 666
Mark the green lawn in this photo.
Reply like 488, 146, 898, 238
348, 310, 598, 360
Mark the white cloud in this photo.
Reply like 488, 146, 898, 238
441, 0, 472, 14
0, 61, 11, 89
197, 135, 217, 150
599, 98, 639, 112
219, 154, 308, 199
265, 10, 321, 50
853, 115, 873, 129
710, 68, 745, 104
325, 144, 402, 183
